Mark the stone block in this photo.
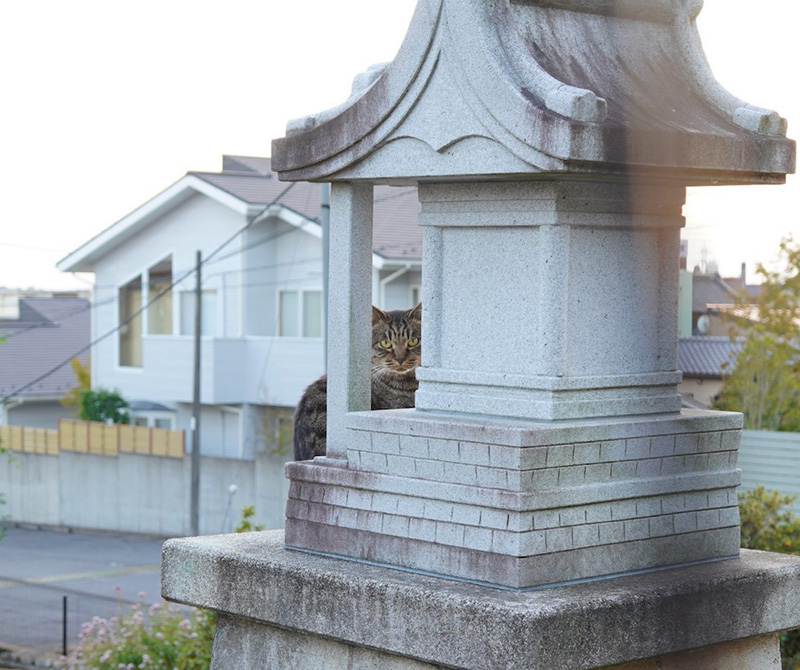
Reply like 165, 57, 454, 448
572, 524, 601, 549
649, 516, 675, 537
475, 466, 507, 489
674, 434, 699, 455
387, 454, 417, 475
626, 437, 651, 458
610, 500, 637, 521
673, 511, 699, 534
598, 521, 625, 544
624, 518, 650, 542
415, 458, 445, 481
383, 514, 411, 538
457, 441, 490, 466
533, 509, 560, 530
545, 527, 573, 552
584, 462, 613, 484
360, 451, 389, 472
451, 503, 482, 528
635, 498, 662, 518
558, 465, 586, 486
399, 435, 429, 459
650, 435, 675, 458
530, 468, 559, 488
372, 432, 401, 455
430, 438, 460, 462
573, 442, 601, 464
586, 503, 613, 524
464, 525, 494, 553
546, 444, 574, 467
371, 491, 399, 515
408, 518, 437, 543
600, 439, 627, 462
560, 507, 587, 527
435, 521, 466, 547
423, 500, 453, 523
480, 508, 509, 530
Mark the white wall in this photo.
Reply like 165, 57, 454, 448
92, 193, 245, 399
0, 450, 291, 536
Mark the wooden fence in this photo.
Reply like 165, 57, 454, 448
0, 420, 184, 459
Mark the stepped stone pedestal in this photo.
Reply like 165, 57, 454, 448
163, 0, 797, 667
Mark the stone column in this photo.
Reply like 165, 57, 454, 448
416, 179, 684, 420
325, 182, 373, 459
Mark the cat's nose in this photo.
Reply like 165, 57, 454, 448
395, 349, 408, 364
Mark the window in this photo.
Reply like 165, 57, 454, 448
148, 256, 172, 335
302, 290, 322, 337
278, 289, 322, 337
119, 275, 143, 367
180, 290, 217, 337
410, 285, 421, 307
131, 414, 174, 429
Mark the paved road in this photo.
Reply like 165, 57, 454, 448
0, 525, 167, 656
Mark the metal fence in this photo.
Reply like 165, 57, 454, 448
0, 575, 145, 657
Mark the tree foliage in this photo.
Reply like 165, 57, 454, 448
61, 356, 91, 411
79, 388, 130, 424
714, 238, 800, 431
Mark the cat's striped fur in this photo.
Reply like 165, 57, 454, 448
292, 304, 421, 461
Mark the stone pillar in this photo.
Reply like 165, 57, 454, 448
325, 183, 374, 459
416, 179, 684, 420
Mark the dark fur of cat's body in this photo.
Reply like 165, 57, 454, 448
293, 304, 421, 461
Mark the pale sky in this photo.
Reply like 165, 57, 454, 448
1, 0, 798, 291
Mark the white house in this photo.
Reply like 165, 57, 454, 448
58, 155, 422, 460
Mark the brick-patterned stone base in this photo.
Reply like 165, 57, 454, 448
285, 409, 742, 589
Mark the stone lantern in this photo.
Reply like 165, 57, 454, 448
163, 1, 800, 667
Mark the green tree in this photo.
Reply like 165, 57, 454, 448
714, 238, 800, 431
79, 388, 130, 424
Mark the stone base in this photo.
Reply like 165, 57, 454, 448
286, 409, 743, 588
162, 531, 800, 670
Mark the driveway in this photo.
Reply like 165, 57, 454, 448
0, 525, 168, 656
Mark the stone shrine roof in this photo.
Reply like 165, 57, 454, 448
273, 0, 795, 185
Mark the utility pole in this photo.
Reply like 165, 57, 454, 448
321, 183, 330, 371
190, 250, 202, 536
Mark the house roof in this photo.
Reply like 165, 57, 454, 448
691, 273, 737, 312
0, 297, 90, 400
190, 157, 422, 261
59, 156, 422, 273
677, 336, 742, 379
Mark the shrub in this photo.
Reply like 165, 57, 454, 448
739, 486, 800, 554
739, 486, 800, 669
234, 505, 265, 533
63, 595, 215, 670
79, 388, 130, 424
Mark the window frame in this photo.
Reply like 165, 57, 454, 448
277, 288, 323, 338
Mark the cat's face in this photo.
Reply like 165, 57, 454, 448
371, 304, 421, 376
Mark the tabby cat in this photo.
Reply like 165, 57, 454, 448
293, 303, 421, 461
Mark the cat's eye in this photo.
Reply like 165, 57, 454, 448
407, 338, 419, 347
380, 339, 392, 349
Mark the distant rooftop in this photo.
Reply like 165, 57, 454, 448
190, 156, 422, 261
0, 297, 90, 400
678, 336, 742, 379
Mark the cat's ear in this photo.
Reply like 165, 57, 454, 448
409, 302, 422, 320
372, 305, 390, 324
